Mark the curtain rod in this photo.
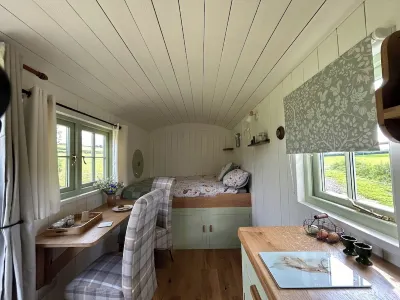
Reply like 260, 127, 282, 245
22, 89, 121, 130
23, 64, 48, 80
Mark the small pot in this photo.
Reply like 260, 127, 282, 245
106, 193, 117, 207
354, 242, 373, 266
341, 235, 357, 256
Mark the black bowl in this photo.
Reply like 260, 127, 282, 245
341, 235, 357, 256
354, 242, 373, 266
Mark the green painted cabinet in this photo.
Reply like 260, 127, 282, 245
172, 208, 208, 249
172, 207, 251, 249
241, 245, 268, 299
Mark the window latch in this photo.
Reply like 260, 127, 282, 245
71, 154, 77, 166
82, 156, 87, 165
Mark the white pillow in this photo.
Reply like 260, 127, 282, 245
217, 162, 235, 181
223, 169, 250, 188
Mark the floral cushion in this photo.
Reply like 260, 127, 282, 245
217, 162, 235, 181
223, 169, 250, 188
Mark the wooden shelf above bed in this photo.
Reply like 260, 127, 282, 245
247, 140, 270, 147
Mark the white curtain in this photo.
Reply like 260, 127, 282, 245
112, 124, 119, 180
24, 86, 60, 220
0, 43, 36, 300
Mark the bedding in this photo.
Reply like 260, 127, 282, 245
217, 162, 235, 181
173, 175, 238, 197
223, 169, 250, 188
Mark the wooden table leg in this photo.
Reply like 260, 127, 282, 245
36, 247, 85, 290
36, 247, 52, 290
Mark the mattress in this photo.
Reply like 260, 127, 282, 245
173, 175, 238, 198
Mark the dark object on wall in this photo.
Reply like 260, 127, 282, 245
235, 133, 241, 147
0, 67, 11, 131
132, 149, 144, 178
376, 30, 400, 142
276, 126, 285, 140
222, 148, 234, 151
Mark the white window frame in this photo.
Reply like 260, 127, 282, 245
303, 151, 398, 239
57, 115, 112, 200
312, 149, 395, 219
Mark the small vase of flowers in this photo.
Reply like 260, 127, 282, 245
93, 178, 124, 207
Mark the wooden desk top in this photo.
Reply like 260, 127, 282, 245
36, 200, 134, 248
238, 226, 400, 300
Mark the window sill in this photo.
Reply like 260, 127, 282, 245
61, 190, 101, 206
300, 197, 399, 256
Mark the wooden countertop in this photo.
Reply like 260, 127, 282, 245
238, 226, 400, 300
36, 200, 134, 248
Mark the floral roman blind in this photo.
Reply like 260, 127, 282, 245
283, 36, 379, 154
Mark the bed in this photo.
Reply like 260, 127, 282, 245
121, 175, 251, 208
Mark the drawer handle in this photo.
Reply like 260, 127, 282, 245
203, 225, 205, 232
250, 285, 261, 300
209, 225, 213, 232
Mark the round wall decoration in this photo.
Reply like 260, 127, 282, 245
276, 126, 285, 140
132, 149, 144, 178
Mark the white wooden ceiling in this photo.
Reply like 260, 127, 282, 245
0, 0, 361, 130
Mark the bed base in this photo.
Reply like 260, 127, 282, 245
172, 193, 251, 208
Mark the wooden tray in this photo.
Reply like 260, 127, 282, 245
45, 212, 103, 236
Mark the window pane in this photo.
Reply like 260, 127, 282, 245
95, 134, 105, 157
82, 130, 94, 156
82, 157, 94, 184
354, 149, 393, 208
322, 152, 347, 196
58, 157, 68, 188
57, 124, 69, 156
95, 158, 105, 180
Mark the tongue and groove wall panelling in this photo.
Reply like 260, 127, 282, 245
65, 0, 176, 126
220, 0, 325, 128
102, 0, 188, 123
179, 0, 205, 123
151, 0, 196, 121
317, 31, 339, 71
0, 1, 123, 116
202, 0, 231, 123
150, 124, 234, 177
215, 0, 291, 126
226, 0, 365, 129
208, 0, 260, 125
0, 0, 167, 129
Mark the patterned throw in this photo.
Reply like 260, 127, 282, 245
121, 178, 154, 200
283, 35, 378, 154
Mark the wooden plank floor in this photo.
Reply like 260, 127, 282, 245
154, 249, 243, 300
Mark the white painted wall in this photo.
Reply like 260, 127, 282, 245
233, 0, 400, 264
118, 123, 150, 185
150, 123, 235, 177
